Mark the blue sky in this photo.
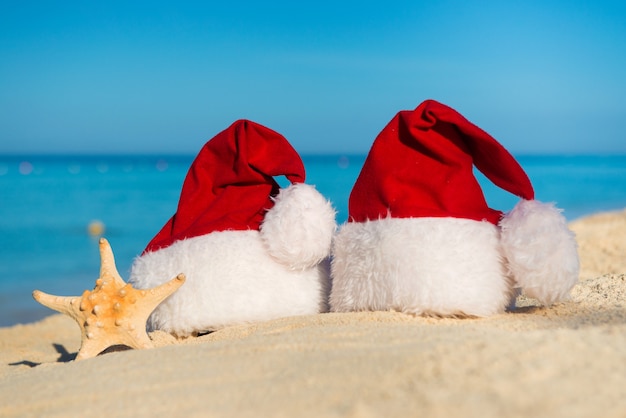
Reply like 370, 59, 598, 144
1, 1, 625, 155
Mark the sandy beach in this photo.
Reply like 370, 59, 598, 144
1, 209, 625, 417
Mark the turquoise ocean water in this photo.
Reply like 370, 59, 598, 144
0, 154, 625, 327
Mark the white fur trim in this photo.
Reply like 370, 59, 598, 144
260, 183, 336, 270
500, 200, 579, 305
330, 217, 513, 317
130, 230, 330, 337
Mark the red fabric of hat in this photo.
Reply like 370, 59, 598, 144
349, 100, 534, 224
144, 119, 305, 253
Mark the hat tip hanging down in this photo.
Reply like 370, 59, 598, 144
331, 99, 579, 316
261, 182, 337, 270
500, 199, 579, 306
143, 118, 308, 253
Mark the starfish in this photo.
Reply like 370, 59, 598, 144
33, 237, 185, 361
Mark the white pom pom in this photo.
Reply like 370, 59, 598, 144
500, 199, 579, 305
260, 183, 336, 270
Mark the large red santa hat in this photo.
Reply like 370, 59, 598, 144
349, 99, 534, 224
330, 100, 579, 316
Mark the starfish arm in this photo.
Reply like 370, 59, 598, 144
75, 320, 156, 360
118, 328, 154, 351
98, 237, 126, 288
75, 336, 117, 361
32, 290, 82, 320
151, 273, 186, 303
135, 273, 186, 316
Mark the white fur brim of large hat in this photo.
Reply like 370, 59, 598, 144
130, 183, 336, 337
330, 216, 513, 316
330, 200, 579, 317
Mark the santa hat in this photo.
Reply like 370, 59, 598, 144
130, 119, 336, 336
330, 100, 579, 315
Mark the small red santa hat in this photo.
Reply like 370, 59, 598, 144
330, 99, 578, 315
144, 119, 306, 254
349, 99, 534, 224
131, 119, 336, 336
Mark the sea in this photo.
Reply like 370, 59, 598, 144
1, 154, 625, 327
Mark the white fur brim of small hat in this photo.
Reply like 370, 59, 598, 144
130, 230, 331, 337
330, 216, 513, 316
130, 183, 336, 337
